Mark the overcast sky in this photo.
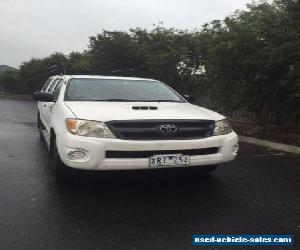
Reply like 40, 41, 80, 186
0, 0, 250, 68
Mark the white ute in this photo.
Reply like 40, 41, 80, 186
33, 75, 239, 182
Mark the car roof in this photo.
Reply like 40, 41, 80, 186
52, 75, 157, 81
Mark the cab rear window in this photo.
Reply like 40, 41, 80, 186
41, 78, 52, 92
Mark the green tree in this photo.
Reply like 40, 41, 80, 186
0, 70, 21, 93
89, 30, 142, 74
19, 53, 68, 92
5, 0, 299, 125
89, 26, 199, 93
67, 52, 91, 70
193, 1, 300, 123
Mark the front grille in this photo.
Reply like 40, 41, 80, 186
132, 106, 158, 110
106, 119, 215, 140
106, 147, 219, 158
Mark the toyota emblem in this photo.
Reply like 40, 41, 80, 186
159, 124, 178, 134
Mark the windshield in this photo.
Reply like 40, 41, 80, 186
65, 78, 185, 102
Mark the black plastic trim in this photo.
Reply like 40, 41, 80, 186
106, 147, 219, 158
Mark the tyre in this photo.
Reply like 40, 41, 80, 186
37, 113, 41, 129
51, 137, 71, 184
202, 165, 218, 174
37, 115, 44, 142
185, 164, 218, 176
39, 127, 44, 142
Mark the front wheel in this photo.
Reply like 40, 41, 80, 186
184, 165, 218, 176
39, 127, 44, 142
51, 138, 71, 183
37, 114, 44, 142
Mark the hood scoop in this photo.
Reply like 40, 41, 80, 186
132, 106, 158, 110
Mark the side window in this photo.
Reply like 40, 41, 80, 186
47, 79, 60, 93
41, 78, 52, 92
52, 80, 64, 101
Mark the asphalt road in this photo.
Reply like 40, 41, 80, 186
0, 99, 299, 250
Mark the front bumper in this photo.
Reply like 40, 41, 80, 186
56, 131, 238, 170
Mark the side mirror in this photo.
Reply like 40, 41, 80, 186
32, 92, 54, 102
183, 94, 196, 103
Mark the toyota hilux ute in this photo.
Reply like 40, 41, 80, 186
33, 75, 239, 182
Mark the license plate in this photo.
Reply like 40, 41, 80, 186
149, 154, 190, 167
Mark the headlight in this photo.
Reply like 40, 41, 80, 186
213, 118, 232, 135
66, 119, 116, 138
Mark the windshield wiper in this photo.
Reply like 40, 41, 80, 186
138, 99, 183, 102
73, 99, 183, 102
88, 99, 142, 102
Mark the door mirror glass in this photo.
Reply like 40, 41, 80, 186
183, 94, 196, 103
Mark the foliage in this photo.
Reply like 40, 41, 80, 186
0, 70, 20, 93
2, 0, 299, 125
195, 0, 300, 123
88, 27, 195, 91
